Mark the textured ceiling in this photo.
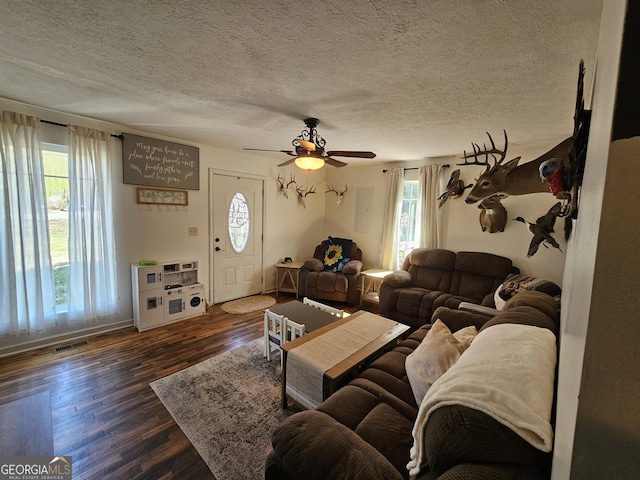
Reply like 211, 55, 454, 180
0, 0, 602, 165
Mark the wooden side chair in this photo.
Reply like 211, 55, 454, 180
264, 309, 285, 362
264, 309, 306, 367
303, 297, 345, 318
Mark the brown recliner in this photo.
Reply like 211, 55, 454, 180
298, 238, 363, 305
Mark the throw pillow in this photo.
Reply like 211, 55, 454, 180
405, 320, 478, 405
494, 286, 508, 310
452, 325, 478, 350
323, 236, 353, 272
496, 274, 562, 308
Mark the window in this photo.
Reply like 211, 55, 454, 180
1, 116, 118, 336
398, 181, 418, 265
42, 144, 69, 307
228, 192, 250, 253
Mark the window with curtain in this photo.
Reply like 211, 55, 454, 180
43, 143, 71, 306
379, 165, 443, 271
0, 112, 119, 337
398, 180, 419, 266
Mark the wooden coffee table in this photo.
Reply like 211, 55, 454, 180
281, 311, 409, 409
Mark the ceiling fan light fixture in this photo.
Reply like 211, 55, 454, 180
294, 154, 325, 171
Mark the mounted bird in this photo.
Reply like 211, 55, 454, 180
514, 202, 563, 257
438, 169, 472, 208
539, 157, 566, 196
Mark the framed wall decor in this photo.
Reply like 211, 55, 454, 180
136, 187, 189, 206
122, 133, 200, 190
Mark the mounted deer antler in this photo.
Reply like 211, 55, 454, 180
276, 173, 289, 198
325, 184, 348, 205
296, 184, 316, 208
458, 129, 572, 204
286, 174, 296, 189
459, 130, 513, 171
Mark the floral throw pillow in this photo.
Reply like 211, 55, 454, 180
323, 236, 353, 272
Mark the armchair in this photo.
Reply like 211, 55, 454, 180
298, 237, 363, 305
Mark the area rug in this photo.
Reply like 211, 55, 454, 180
221, 294, 276, 314
150, 338, 297, 480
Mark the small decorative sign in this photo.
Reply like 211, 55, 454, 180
136, 187, 188, 206
122, 133, 200, 190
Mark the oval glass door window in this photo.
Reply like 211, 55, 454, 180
228, 192, 250, 253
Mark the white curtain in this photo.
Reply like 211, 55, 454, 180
378, 167, 404, 271
417, 164, 443, 248
66, 125, 119, 322
0, 112, 57, 335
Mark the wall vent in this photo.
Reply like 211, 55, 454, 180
53, 340, 90, 354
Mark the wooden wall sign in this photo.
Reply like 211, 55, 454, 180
136, 187, 188, 206
122, 133, 200, 190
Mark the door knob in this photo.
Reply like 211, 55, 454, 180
215, 246, 224, 252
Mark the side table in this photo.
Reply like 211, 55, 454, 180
275, 261, 304, 298
360, 268, 393, 305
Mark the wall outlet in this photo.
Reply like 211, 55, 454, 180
188, 227, 198, 236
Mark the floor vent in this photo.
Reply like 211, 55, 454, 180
53, 339, 90, 354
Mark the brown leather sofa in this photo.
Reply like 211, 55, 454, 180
298, 238, 363, 304
265, 291, 560, 480
379, 248, 518, 328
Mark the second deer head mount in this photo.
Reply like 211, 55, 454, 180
296, 184, 316, 208
478, 193, 508, 233
325, 184, 348, 206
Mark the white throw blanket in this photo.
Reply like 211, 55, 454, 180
407, 323, 557, 477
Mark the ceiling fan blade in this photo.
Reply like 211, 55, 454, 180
324, 157, 348, 168
297, 139, 316, 151
277, 158, 296, 167
326, 150, 376, 158
243, 148, 296, 156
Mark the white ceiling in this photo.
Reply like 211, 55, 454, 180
0, 0, 602, 165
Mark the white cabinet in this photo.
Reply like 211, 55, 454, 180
131, 260, 205, 332
135, 265, 163, 291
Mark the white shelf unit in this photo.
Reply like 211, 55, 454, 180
131, 260, 205, 332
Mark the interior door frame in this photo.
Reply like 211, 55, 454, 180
209, 168, 266, 304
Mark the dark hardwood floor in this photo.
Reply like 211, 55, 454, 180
0, 296, 369, 479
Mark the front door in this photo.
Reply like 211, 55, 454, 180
211, 172, 264, 303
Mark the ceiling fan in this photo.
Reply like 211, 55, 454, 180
244, 118, 376, 170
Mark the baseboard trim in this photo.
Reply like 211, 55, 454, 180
0, 320, 133, 358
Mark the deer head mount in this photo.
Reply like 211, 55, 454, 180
459, 130, 574, 200
325, 184, 348, 206
276, 172, 297, 199
296, 184, 316, 208
478, 193, 508, 233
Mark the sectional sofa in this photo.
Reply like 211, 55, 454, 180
265, 291, 560, 480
